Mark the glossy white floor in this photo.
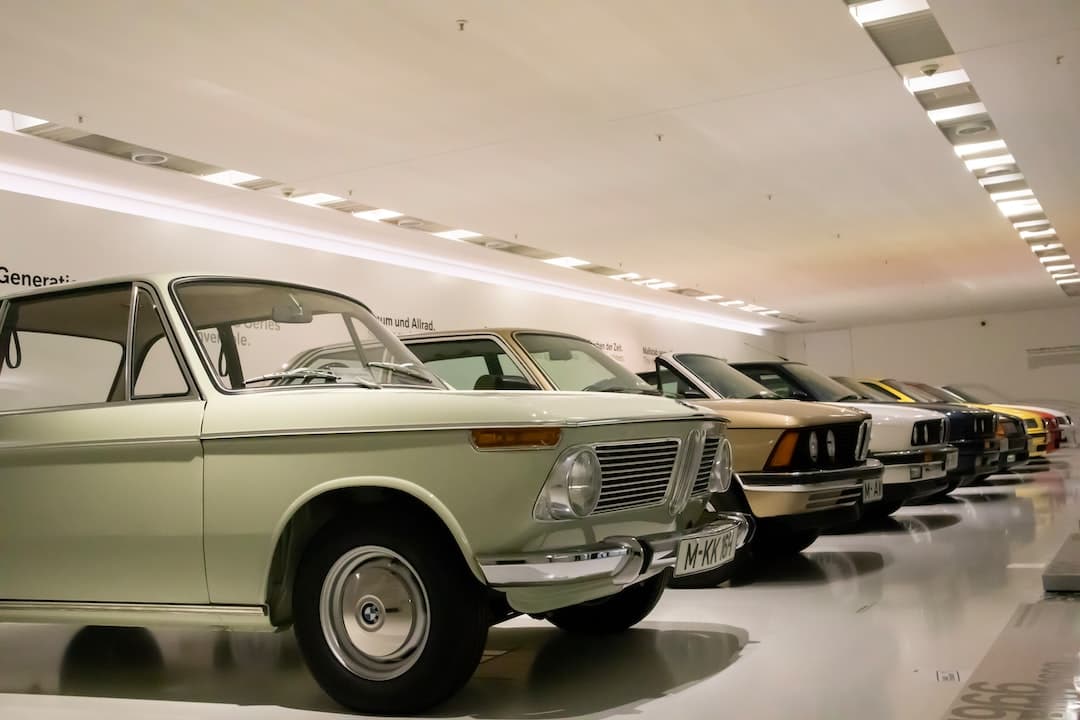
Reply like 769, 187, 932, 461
2, 449, 1078, 720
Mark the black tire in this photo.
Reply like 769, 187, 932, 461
668, 549, 751, 589
546, 573, 667, 634
293, 515, 489, 715
754, 529, 819, 557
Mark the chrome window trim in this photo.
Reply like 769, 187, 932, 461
0, 435, 202, 453
403, 332, 536, 390
131, 281, 201, 402
656, 354, 722, 400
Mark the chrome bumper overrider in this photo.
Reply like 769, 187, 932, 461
478, 513, 751, 588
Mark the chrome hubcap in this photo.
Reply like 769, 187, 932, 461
319, 546, 430, 680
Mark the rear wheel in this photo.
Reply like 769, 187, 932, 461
546, 573, 667, 634
292, 517, 489, 714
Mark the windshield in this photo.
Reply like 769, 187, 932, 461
883, 379, 944, 403
783, 364, 862, 402
832, 376, 896, 401
908, 382, 959, 403
515, 333, 657, 394
174, 280, 442, 390
942, 384, 1002, 403
675, 353, 778, 399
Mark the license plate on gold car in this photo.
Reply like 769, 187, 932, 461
675, 526, 737, 577
862, 476, 884, 503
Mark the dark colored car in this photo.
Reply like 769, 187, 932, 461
730, 362, 998, 497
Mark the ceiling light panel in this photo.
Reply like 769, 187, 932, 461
543, 256, 591, 268
696, 294, 723, 302
719, 300, 745, 306
1046, 264, 1076, 273
1019, 228, 1056, 240
1014, 219, 1051, 229
996, 199, 1043, 218
928, 103, 987, 124
1057, 278, 1080, 285
964, 154, 1015, 172
201, 170, 261, 186
904, 68, 970, 93
431, 229, 483, 241
849, 0, 929, 26
988, 189, 1033, 202
609, 272, 641, 281
289, 192, 345, 206
1038, 255, 1071, 264
353, 208, 403, 222
954, 139, 1007, 158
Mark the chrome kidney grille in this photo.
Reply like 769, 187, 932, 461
692, 436, 721, 496
592, 439, 679, 514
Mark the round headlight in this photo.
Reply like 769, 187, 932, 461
565, 448, 601, 517
826, 429, 836, 460
808, 431, 819, 463
710, 437, 734, 493
911, 426, 919, 445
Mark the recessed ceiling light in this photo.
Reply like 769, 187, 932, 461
760, 309, 782, 316
954, 139, 1007, 158
996, 198, 1043, 218
1013, 219, 1050, 229
989, 188, 1034, 202
609, 272, 641, 281
928, 102, 988, 124
719, 299, 745, 306
543, 256, 590, 268
1057, 277, 1080, 285
130, 152, 169, 165
289, 192, 345, 206
965, 154, 1015, 172
1046, 264, 1075, 272
353, 208, 403, 222
1038, 254, 1071, 264
979, 172, 1025, 187
1031, 243, 1064, 252
1019, 228, 1056, 240
905, 68, 970, 94
201, 170, 261, 186
696, 294, 724, 302
849, 0, 929, 26
431, 229, 483, 241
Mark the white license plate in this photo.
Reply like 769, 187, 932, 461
1007, 453, 1016, 463
946, 453, 959, 470
674, 527, 737, 577
863, 476, 884, 503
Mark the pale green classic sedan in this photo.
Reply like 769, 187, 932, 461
0, 274, 747, 714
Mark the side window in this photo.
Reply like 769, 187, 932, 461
0, 286, 131, 412
131, 288, 190, 399
743, 369, 796, 398
407, 338, 528, 390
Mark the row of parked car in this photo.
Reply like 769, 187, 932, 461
0, 273, 1073, 714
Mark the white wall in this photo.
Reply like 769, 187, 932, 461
0, 189, 785, 371
785, 307, 1080, 408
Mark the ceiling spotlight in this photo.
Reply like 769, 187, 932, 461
609, 272, 641, 281
201, 170, 261, 186
928, 102, 988, 124
965, 154, 1015, 172
431, 229, 483, 241
543, 256, 590, 268
289, 192, 345, 206
696, 294, 724, 302
130, 152, 169, 165
989, 189, 1033, 202
954, 139, 1007, 158
996, 198, 1042, 218
353, 208, 403, 222
1020, 228, 1056, 240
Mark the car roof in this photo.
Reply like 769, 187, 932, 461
401, 327, 589, 342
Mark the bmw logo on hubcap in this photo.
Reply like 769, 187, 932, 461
357, 597, 385, 631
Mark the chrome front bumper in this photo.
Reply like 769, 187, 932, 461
873, 446, 958, 485
738, 460, 884, 517
478, 513, 751, 588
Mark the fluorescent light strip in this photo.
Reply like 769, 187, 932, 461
431, 229, 482, 241
542, 256, 590, 268
1014, 219, 1051, 229
353, 208, 403, 222
760, 309, 781, 316
954, 140, 1007, 158
1057, 278, 1080, 285
997, 199, 1043, 218
989, 188, 1033, 202
979, 173, 1025, 187
928, 102, 988, 124
965, 154, 1015, 172
646, 281, 677, 290
696, 294, 723, 302
1038, 254, 1071, 264
0, 163, 769, 335
849, 0, 929, 26
1046, 264, 1076, 273
609, 272, 641, 281
1019, 228, 1056, 240
1031, 243, 1064, 253
1052, 271, 1079, 279
905, 68, 970, 94
289, 192, 344, 206
200, 170, 261, 186
719, 299, 745, 306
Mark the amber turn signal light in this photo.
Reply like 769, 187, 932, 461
765, 430, 799, 469
471, 427, 562, 449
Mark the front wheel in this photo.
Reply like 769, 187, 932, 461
546, 573, 667, 634
293, 517, 489, 715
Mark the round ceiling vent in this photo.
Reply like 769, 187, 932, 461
954, 121, 992, 137
394, 218, 424, 228
130, 151, 169, 165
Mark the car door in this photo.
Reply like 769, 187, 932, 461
0, 283, 207, 603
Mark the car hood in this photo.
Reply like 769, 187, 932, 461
201, 387, 718, 436
677, 398, 867, 429
822, 402, 946, 451
995, 403, 1071, 422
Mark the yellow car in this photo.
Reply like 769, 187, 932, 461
857, 378, 1050, 459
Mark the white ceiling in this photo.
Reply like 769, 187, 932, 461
0, 0, 1076, 330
